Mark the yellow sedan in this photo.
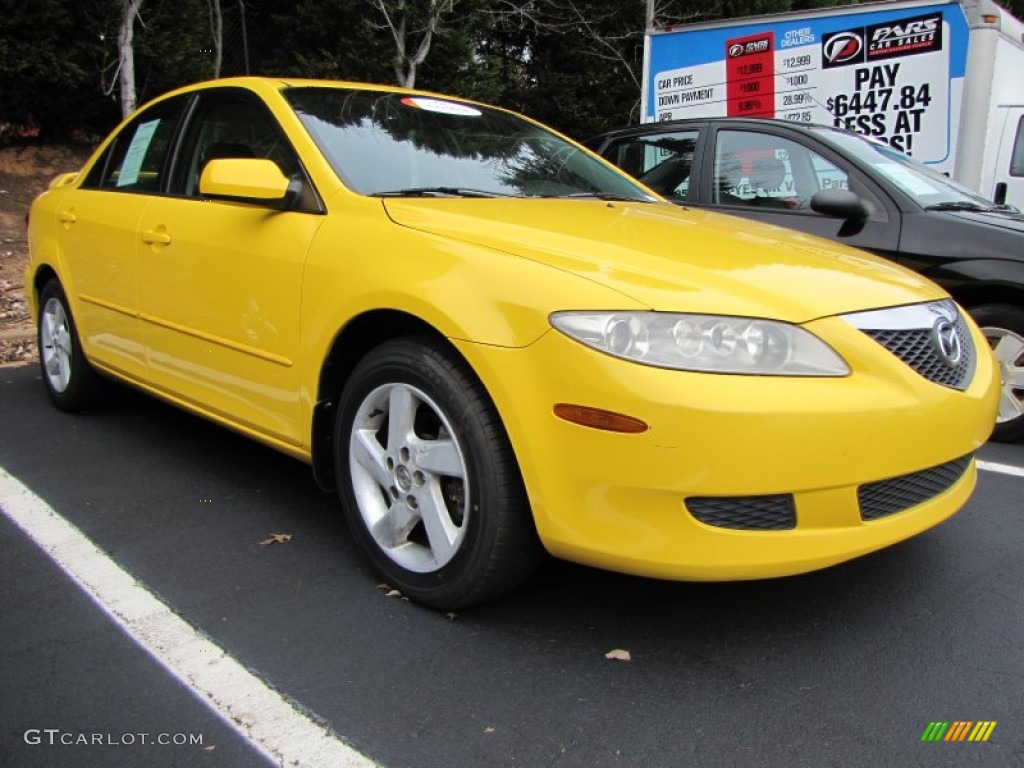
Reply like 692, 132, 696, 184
26, 78, 999, 609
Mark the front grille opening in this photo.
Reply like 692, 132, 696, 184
686, 494, 796, 530
858, 454, 973, 521
862, 313, 974, 391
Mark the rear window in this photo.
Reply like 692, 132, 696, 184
82, 96, 188, 193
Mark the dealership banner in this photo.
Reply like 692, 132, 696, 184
645, 3, 970, 168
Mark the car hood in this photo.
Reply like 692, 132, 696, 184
943, 208, 1024, 235
382, 199, 945, 323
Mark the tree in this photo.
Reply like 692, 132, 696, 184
113, 0, 145, 118
371, 0, 457, 87
209, 0, 224, 78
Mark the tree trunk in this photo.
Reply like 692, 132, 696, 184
375, 0, 452, 89
209, 0, 224, 78
117, 0, 144, 118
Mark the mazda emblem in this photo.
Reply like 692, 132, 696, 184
931, 319, 962, 367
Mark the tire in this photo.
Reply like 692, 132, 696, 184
334, 336, 543, 609
37, 279, 107, 412
970, 303, 1024, 443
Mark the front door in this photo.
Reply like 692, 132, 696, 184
137, 88, 324, 445
706, 127, 901, 258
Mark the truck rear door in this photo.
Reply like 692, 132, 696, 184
993, 108, 1024, 209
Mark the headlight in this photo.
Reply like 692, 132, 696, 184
550, 311, 849, 376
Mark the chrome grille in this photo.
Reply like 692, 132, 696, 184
686, 494, 795, 530
843, 300, 975, 390
858, 455, 973, 521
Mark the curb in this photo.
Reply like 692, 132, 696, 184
0, 326, 33, 341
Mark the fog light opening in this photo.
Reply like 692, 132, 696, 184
553, 403, 649, 433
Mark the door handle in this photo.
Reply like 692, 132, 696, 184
58, 210, 77, 224
141, 229, 172, 245
994, 182, 1008, 206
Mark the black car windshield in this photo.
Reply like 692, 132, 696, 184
811, 126, 1000, 210
284, 87, 654, 201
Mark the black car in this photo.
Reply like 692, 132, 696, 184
588, 117, 1024, 442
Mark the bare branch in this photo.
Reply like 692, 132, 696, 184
370, 0, 456, 88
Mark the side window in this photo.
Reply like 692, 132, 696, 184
1011, 116, 1024, 177
600, 131, 699, 201
711, 129, 890, 221
82, 97, 187, 192
170, 90, 301, 197
811, 154, 850, 193
714, 131, 813, 209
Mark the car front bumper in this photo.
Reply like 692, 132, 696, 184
454, 313, 1000, 581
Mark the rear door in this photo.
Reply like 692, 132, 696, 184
56, 95, 189, 380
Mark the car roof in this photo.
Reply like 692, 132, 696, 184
591, 117, 851, 144
138, 76, 501, 119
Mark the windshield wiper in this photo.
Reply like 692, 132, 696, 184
539, 191, 654, 203
373, 186, 513, 198
924, 201, 1002, 212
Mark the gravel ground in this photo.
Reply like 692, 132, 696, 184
0, 144, 94, 366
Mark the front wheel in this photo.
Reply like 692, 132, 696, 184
37, 279, 107, 412
971, 303, 1024, 443
334, 336, 543, 609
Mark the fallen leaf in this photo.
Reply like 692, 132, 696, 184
445, 612, 458, 622
605, 648, 631, 662
483, 727, 496, 734
375, 583, 392, 591
259, 533, 292, 546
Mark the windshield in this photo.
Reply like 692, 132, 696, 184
811, 126, 1003, 211
284, 87, 654, 201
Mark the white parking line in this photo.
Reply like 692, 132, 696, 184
0, 467, 378, 768
978, 460, 1024, 478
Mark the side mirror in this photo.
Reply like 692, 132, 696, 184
48, 172, 80, 190
810, 189, 871, 220
199, 158, 298, 210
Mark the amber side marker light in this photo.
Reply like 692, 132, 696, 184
981, 13, 999, 23
553, 403, 649, 433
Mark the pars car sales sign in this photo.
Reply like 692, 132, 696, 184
644, 2, 970, 169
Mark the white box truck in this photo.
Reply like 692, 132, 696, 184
643, 0, 1024, 207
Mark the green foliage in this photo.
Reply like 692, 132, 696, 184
132, 0, 215, 103
0, 0, 120, 138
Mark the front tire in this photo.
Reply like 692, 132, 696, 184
334, 336, 543, 609
37, 279, 107, 412
971, 303, 1024, 443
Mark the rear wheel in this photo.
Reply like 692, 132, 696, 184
334, 336, 543, 609
970, 303, 1024, 443
37, 279, 107, 412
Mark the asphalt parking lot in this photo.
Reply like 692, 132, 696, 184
2, 362, 1023, 768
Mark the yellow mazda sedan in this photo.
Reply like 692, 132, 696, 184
27, 77, 999, 609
